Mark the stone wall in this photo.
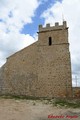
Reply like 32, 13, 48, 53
72, 87, 80, 98
37, 21, 72, 97
0, 43, 38, 96
0, 21, 72, 98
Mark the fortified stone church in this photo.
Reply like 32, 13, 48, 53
0, 21, 72, 98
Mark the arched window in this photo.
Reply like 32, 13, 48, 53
49, 37, 52, 46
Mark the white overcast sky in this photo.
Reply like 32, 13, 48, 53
0, 0, 80, 86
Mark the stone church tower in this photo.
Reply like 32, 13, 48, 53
0, 21, 72, 98
37, 21, 72, 97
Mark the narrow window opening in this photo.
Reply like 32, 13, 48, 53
49, 37, 52, 46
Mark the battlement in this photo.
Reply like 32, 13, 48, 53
39, 21, 67, 32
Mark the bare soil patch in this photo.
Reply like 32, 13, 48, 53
0, 98, 80, 120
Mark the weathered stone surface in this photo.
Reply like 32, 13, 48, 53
0, 21, 72, 98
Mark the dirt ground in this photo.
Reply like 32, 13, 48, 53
0, 98, 80, 120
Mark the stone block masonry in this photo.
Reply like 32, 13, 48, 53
0, 21, 72, 98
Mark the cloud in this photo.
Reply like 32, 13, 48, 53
0, 0, 40, 67
0, 0, 40, 31
0, 31, 36, 67
41, 0, 80, 86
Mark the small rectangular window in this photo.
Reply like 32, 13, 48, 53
49, 37, 52, 46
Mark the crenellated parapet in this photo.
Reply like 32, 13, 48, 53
39, 21, 67, 32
